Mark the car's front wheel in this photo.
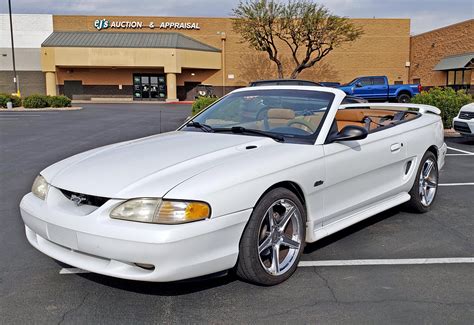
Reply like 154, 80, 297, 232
236, 188, 306, 285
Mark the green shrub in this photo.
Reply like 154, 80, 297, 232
411, 87, 473, 128
22, 94, 50, 108
0, 93, 22, 108
48, 95, 72, 108
192, 96, 219, 115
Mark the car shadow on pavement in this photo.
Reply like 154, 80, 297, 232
303, 206, 401, 254
447, 136, 474, 145
74, 270, 238, 296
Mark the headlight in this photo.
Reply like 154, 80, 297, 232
110, 198, 211, 224
31, 175, 49, 200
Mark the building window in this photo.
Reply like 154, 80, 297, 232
394, 81, 403, 85
446, 69, 471, 86
412, 78, 421, 84
462, 69, 471, 85
447, 70, 456, 85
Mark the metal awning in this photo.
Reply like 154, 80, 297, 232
433, 53, 474, 71
42, 32, 220, 52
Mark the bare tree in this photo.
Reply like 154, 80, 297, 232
232, 0, 363, 79
237, 51, 339, 84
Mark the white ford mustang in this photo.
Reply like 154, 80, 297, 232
20, 86, 447, 285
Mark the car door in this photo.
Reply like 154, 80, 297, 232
371, 77, 389, 99
352, 77, 373, 98
321, 114, 408, 226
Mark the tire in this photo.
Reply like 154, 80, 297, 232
405, 151, 439, 213
236, 188, 306, 285
397, 93, 411, 103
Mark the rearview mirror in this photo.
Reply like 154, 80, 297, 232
355, 82, 363, 87
328, 125, 368, 143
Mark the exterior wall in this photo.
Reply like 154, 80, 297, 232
409, 19, 474, 87
52, 15, 411, 87
0, 71, 45, 96
0, 14, 52, 95
41, 47, 221, 73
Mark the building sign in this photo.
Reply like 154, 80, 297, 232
94, 19, 200, 31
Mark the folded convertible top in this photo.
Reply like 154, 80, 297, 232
339, 103, 441, 115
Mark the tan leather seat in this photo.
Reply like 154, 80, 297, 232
335, 109, 398, 131
335, 109, 366, 129
267, 108, 295, 128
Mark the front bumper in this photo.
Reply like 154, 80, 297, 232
20, 190, 251, 282
453, 116, 474, 136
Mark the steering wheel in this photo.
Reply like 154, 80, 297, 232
287, 119, 316, 133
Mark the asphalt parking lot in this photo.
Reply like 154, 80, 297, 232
1, 103, 473, 324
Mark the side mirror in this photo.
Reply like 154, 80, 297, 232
328, 125, 368, 143
355, 82, 363, 88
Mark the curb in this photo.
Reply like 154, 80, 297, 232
1, 106, 83, 112
444, 128, 461, 138
165, 101, 194, 105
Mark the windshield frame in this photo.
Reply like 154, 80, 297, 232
179, 88, 336, 145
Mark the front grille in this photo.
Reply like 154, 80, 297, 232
459, 111, 474, 120
60, 189, 109, 207
453, 121, 472, 134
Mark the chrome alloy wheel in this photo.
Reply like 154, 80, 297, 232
257, 199, 302, 276
419, 158, 438, 207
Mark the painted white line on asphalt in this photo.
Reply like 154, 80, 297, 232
298, 257, 474, 267
447, 146, 474, 155
60, 258, 474, 274
59, 268, 90, 274
439, 183, 474, 187
446, 154, 474, 156
0, 118, 19, 120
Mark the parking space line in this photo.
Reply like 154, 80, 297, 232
59, 268, 90, 274
298, 257, 474, 267
446, 154, 474, 156
447, 146, 474, 155
59, 257, 474, 274
439, 183, 474, 186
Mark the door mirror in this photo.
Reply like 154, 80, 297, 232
355, 82, 363, 88
328, 125, 368, 143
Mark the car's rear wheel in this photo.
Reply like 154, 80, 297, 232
236, 188, 306, 285
406, 151, 438, 213
397, 93, 411, 103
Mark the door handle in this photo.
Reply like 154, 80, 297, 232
390, 143, 402, 152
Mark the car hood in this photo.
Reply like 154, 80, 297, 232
460, 103, 474, 113
43, 131, 274, 198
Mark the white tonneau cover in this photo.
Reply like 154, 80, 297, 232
340, 103, 441, 115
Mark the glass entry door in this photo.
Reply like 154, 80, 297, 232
133, 74, 166, 100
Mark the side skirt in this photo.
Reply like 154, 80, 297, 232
307, 192, 410, 242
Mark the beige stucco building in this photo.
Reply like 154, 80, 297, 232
38, 15, 412, 101
1, 15, 472, 100
409, 19, 473, 90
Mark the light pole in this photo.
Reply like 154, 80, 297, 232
8, 0, 19, 96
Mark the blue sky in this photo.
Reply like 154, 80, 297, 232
1, 0, 472, 34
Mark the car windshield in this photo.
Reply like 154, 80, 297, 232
183, 89, 335, 143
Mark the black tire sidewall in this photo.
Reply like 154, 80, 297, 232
397, 93, 411, 103
237, 188, 306, 285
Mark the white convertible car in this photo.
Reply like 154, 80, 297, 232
20, 86, 447, 285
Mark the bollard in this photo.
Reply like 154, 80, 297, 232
6, 101, 13, 109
